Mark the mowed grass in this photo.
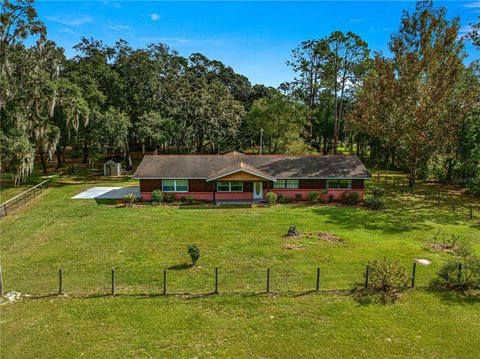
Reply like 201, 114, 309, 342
1, 181, 479, 358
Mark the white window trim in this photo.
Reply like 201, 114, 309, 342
326, 179, 352, 189
216, 181, 244, 192
162, 179, 189, 192
273, 179, 299, 189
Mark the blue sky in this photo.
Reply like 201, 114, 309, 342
36, 1, 480, 87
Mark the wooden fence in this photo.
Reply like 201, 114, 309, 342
0, 179, 51, 218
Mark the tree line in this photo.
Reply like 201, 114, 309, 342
1, 0, 479, 192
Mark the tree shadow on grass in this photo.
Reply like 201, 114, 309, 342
167, 263, 193, 270
425, 287, 480, 306
311, 203, 469, 235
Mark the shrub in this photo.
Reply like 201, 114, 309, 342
123, 193, 136, 208
286, 225, 299, 236
295, 193, 303, 201
188, 244, 200, 265
328, 194, 335, 203
434, 257, 480, 290
151, 190, 163, 205
265, 192, 277, 204
432, 238, 480, 291
308, 191, 319, 204
341, 191, 360, 205
181, 195, 195, 205
280, 196, 293, 204
163, 193, 176, 203
364, 196, 387, 211
371, 186, 385, 197
276, 194, 285, 203
366, 258, 410, 302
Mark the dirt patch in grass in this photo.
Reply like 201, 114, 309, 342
283, 231, 345, 250
427, 243, 458, 254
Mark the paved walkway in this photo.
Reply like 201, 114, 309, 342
72, 186, 140, 199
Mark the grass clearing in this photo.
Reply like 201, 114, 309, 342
1, 178, 479, 358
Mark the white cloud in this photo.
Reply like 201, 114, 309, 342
46, 16, 93, 27
138, 36, 223, 47
464, 2, 480, 8
348, 18, 366, 23
105, 24, 130, 31
150, 13, 160, 21
459, 25, 473, 34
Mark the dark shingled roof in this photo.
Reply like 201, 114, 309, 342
133, 154, 371, 180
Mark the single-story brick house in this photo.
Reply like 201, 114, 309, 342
133, 152, 371, 202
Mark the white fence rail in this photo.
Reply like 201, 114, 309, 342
0, 179, 51, 217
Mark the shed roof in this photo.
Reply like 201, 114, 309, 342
133, 154, 371, 180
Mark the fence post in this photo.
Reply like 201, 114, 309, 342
377, 173, 380, 182
411, 262, 417, 288
452, 199, 455, 213
364, 265, 370, 289
393, 177, 396, 188
16, 197, 20, 208
3, 204, 7, 216
59, 268, 63, 295
266, 268, 270, 293
316, 267, 320, 292
437, 192, 440, 206
163, 269, 166, 295
111, 267, 116, 296
384, 175, 387, 187
457, 263, 462, 283
469, 205, 473, 220
214, 267, 219, 294
412, 183, 415, 197
33, 187, 36, 198
0, 266, 3, 296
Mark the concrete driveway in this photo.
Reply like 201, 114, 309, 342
72, 186, 140, 199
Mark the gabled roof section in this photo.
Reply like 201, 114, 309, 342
206, 162, 277, 182
133, 155, 372, 180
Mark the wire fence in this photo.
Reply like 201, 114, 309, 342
0, 260, 441, 298
369, 172, 480, 221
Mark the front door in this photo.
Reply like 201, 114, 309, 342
253, 182, 263, 199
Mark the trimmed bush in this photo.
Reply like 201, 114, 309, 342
276, 194, 285, 203
371, 186, 385, 197
188, 244, 200, 265
163, 193, 176, 203
364, 196, 387, 210
181, 195, 195, 205
265, 192, 277, 204
308, 191, 319, 204
123, 193, 136, 208
341, 191, 360, 205
151, 190, 163, 205
295, 193, 303, 201
279, 196, 293, 204
366, 257, 410, 302
328, 194, 335, 203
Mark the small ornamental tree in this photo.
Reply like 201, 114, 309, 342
188, 244, 200, 265
151, 190, 163, 205
366, 257, 410, 302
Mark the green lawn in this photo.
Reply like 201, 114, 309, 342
1, 180, 479, 358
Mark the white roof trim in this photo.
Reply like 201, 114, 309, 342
206, 168, 277, 182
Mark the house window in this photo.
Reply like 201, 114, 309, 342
326, 179, 351, 189
273, 179, 299, 189
162, 179, 189, 192
217, 181, 243, 192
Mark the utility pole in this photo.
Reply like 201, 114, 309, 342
259, 128, 264, 155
